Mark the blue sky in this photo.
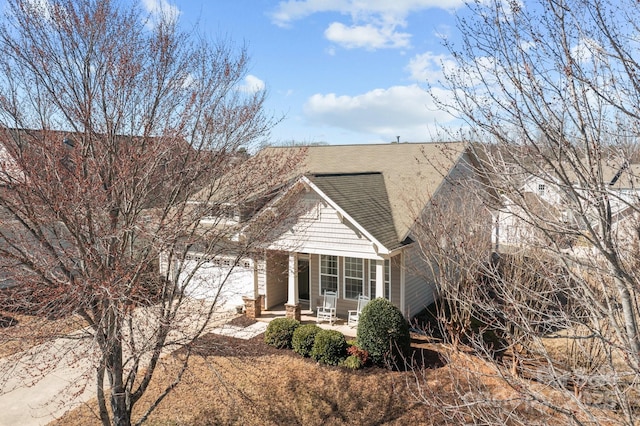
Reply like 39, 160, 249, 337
144, 0, 466, 145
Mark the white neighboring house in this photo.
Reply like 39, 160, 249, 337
168, 142, 489, 319
492, 162, 640, 254
0, 142, 22, 185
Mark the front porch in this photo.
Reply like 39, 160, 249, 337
254, 303, 357, 338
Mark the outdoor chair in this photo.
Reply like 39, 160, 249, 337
347, 295, 370, 327
316, 290, 337, 325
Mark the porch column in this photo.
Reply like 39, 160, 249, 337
243, 255, 263, 319
285, 253, 301, 320
375, 259, 384, 300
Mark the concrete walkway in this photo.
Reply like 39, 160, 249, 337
210, 321, 267, 339
0, 300, 244, 426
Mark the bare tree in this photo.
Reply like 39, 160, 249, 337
0, 1, 297, 425
411, 150, 494, 349
411, 0, 640, 424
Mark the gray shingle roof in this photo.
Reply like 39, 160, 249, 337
307, 172, 401, 250
269, 142, 468, 242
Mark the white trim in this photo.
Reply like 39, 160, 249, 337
287, 253, 298, 305
370, 259, 390, 300
284, 246, 387, 260
400, 253, 406, 316
375, 259, 384, 300
319, 254, 339, 296
343, 257, 364, 300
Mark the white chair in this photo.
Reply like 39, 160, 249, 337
316, 291, 337, 325
347, 295, 370, 327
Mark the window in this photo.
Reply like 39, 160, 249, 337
343, 257, 364, 300
537, 183, 546, 195
320, 255, 338, 295
369, 259, 391, 299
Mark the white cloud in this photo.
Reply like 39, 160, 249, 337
303, 84, 456, 141
24, 0, 51, 18
271, 0, 465, 51
406, 52, 457, 84
271, 0, 464, 27
325, 22, 410, 50
571, 38, 603, 64
238, 75, 266, 94
141, 0, 181, 26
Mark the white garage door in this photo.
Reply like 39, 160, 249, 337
179, 256, 254, 310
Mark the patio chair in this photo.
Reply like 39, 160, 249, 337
347, 295, 370, 327
316, 290, 337, 325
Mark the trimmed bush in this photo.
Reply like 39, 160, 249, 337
264, 317, 300, 349
310, 329, 348, 365
357, 298, 411, 368
292, 324, 321, 357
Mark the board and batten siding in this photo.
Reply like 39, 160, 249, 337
264, 251, 288, 309
269, 192, 380, 259
309, 254, 319, 309
403, 244, 437, 318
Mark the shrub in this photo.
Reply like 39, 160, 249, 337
341, 355, 363, 370
292, 324, 321, 357
310, 329, 347, 365
357, 298, 411, 368
264, 317, 300, 349
347, 343, 370, 366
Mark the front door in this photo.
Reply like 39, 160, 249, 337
298, 258, 310, 302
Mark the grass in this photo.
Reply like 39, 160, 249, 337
0, 310, 85, 357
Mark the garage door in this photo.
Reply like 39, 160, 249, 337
179, 256, 254, 310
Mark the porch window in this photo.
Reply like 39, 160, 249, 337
320, 255, 338, 295
343, 257, 364, 300
369, 259, 390, 299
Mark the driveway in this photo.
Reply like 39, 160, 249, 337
0, 300, 237, 425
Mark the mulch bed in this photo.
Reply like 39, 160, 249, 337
177, 316, 289, 359
182, 332, 292, 359
178, 316, 445, 371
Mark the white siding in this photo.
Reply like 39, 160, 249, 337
268, 192, 380, 259
522, 176, 562, 204
403, 245, 438, 318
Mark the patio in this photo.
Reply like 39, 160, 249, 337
255, 304, 357, 338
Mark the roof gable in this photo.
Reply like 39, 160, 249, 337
307, 172, 401, 251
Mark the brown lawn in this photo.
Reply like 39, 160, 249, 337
52, 316, 583, 426
0, 310, 85, 358
6, 313, 620, 425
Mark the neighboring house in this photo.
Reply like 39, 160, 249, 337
0, 141, 22, 185
172, 142, 485, 319
492, 161, 640, 254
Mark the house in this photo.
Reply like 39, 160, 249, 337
492, 159, 640, 254
174, 142, 486, 320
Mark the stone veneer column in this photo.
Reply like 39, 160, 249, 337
285, 303, 301, 321
242, 295, 263, 319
